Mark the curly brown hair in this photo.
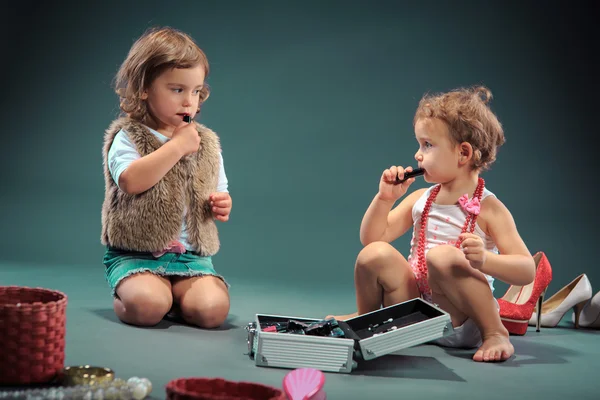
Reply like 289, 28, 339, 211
413, 86, 505, 171
114, 27, 210, 123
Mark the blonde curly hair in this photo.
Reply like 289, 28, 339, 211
414, 86, 505, 171
114, 27, 210, 123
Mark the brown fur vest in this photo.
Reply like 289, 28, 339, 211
101, 117, 221, 255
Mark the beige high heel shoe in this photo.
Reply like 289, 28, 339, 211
574, 291, 600, 329
528, 274, 592, 328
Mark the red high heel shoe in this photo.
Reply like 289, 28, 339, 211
497, 251, 553, 335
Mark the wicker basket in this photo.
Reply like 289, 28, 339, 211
0, 286, 68, 385
165, 377, 287, 400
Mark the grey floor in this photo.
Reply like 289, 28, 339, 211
2, 261, 599, 400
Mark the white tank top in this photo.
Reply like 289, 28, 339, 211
408, 185, 498, 292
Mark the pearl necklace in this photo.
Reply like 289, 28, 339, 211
0, 376, 152, 400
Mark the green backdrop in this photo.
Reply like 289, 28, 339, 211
1, 0, 597, 299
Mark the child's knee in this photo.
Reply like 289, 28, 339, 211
117, 292, 172, 326
356, 242, 399, 273
180, 297, 230, 329
426, 245, 465, 276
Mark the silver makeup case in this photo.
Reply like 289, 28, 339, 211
245, 298, 453, 373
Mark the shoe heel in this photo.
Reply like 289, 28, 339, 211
535, 288, 547, 332
573, 300, 588, 329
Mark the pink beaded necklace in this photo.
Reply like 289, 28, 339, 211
415, 177, 485, 297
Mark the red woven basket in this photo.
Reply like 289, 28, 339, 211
165, 377, 287, 400
0, 286, 68, 385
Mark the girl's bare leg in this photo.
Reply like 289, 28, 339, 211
427, 245, 513, 362
329, 242, 420, 320
172, 275, 230, 329
113, 273, 173, 326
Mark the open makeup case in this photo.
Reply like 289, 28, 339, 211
245, 298, 453, 373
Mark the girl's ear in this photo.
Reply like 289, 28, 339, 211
458, 142, 473, 166
140, 90, 148, 100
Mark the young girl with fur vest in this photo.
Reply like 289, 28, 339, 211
101, 27, 231, 329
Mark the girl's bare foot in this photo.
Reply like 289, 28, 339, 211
325, 312, 358, 321
473, 332, 514, 362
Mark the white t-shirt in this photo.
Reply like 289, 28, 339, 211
107, 125, 228, 251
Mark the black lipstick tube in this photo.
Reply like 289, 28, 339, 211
394, 168, 425, 184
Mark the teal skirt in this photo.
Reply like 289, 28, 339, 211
103, 247, 229, 297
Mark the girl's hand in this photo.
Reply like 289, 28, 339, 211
172, 121, 201, 156
459, 233, 487, 270
378, 166, 416, 202
210, 192, 232, 222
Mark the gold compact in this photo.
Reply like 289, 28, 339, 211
60, 365, 115, 386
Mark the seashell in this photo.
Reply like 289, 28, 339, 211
282, 368, 326, 400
